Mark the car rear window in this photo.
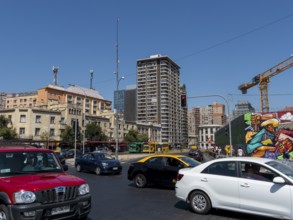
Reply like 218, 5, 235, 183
180, 157, 201, 167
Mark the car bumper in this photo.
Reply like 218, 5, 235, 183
9, 193, 91, 220
102, 166, 122, 174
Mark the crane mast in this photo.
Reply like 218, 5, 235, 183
238, 56, 293, 113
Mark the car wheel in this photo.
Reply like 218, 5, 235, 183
134, 173, 147, 188
95, 167, 101, 175
0, 204, 10, 220
76, 164, 82, 172
189, 191, 211, 214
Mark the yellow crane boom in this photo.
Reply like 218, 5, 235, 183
239, 56, 293, 113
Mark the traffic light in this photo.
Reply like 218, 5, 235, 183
181, 95, 187, 107
225, 127, 229, 136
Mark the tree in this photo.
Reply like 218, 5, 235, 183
137, 133, 149, 142
60, 125, 81, 147
85, 122, 108, 141
0, 115, 17, 140
0, 115, 9, 128
124, 129, 148, 142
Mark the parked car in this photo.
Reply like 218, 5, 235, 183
188, 149, 203, 161
64, 149, 82, 158
75, 152, 122, 175
0, 145, 91, 220
127, 154, 200, 188
175, 157, 293, 219
55, 151, 66, 165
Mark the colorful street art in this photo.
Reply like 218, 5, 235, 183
244, 111, 293, 159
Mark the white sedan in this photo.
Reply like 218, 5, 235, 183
175, 157, 293, 219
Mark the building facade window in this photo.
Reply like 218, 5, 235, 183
50, 116, 55, 124
19, 128, 25, 135
49, 128, 54, 136
20, 115, 26, 123
67, 95, 73, 104
35, 128, 40, 136
35, 115, 41, 123
60, 117, 65, 125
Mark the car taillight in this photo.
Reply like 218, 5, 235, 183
177, 173, 184, 181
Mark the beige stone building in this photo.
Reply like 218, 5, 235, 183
0, 84, 161, 145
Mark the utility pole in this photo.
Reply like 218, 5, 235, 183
115, 18, 119, 160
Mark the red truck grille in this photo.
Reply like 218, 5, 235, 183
37, 186, 78, 204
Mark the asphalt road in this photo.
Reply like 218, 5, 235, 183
66, 155, 276, 220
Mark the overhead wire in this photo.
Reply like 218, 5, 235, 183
92, 12, 293, 87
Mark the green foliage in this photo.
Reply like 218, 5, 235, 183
0, 127, 17, 139
137, 133, 148, 142
60, 125, 81, 146
125, 129, 148, 142
85, 122, 108, 141
0, 115, 17, 140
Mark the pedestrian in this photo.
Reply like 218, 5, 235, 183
237, 147, 243, 157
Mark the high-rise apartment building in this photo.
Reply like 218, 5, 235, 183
124, 85, 137, 122
136, 54, 185, 145
200, 102, 226, 125
114, 90, 125, 113
188, 107, 200, 146
188, 103, 226, 147
233, 100, 255, 119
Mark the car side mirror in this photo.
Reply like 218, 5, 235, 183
273, 176, 285, 184
63, 164, 69, 171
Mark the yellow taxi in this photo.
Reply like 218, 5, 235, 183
127, 154, 200, 188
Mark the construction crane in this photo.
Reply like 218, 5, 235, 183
239, 56, 293, 113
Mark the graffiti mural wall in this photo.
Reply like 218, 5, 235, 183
244, 111, 293, 159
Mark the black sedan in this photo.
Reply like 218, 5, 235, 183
188, 149, 203, 161
75, 152, 122, 175
127, 154, 200, 188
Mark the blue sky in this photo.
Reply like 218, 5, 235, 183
1, 0, 293, 113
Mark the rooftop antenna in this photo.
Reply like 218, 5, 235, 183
52, 66, 59, 85
90, 69, 94, 89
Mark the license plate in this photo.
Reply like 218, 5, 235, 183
113, 167, 118, 170
51, 206, 70, 215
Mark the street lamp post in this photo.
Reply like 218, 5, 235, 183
188, 94, 233, 157
68, 84, 87, 154
114, 17, 126, 160
114, 76, 124, 160
74, 106, 78, 161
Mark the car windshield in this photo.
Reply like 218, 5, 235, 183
0, 152, 63, 177
94, 153, 113, 160
266, 160, 293, 180
180, 157, 201, 167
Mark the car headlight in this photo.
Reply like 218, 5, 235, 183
14, 191, 36, 204
102, 162, 108, 167
78, 184, 90, 195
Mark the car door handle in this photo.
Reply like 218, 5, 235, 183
240, 183, 250, 188
201, 178, 208, 182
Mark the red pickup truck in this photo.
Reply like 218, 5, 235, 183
0, 145, 91, 220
